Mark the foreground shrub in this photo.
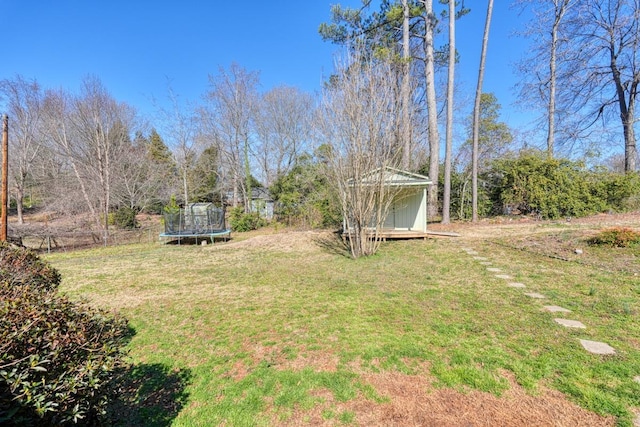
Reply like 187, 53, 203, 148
0, 246, 130, 426
229, 207, 267, 232
0, 243, 61, 292
588, 227, 640, 248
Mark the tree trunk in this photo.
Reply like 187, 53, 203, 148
610, 38, 637, 172
472, 0, 494, 222
401, 0, 412, 169
15, 187, 24, 225
423, 0, 440, 220
442, 0, 456, 224
623, 102, 637, 172
547, 5, 559, 158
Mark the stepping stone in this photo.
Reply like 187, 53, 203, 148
467, 251, 479, 255
544, 305, 571, 313
487, 267, 502, 272
524, 292, 546, 299
473, 256, 488, 261
554, 318, 586, 329
633, 376, 640, 384
495, 274, 512, 280
480, 261, 492, 266
508, 282, 526, 288
579, 339, 616, 355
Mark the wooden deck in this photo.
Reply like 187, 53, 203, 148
343, 229, 460, 241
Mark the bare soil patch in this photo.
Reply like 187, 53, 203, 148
273, 367, 614, 426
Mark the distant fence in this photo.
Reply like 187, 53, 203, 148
9, 224, 163, 253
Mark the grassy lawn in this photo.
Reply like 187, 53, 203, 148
46, 227, 640, 426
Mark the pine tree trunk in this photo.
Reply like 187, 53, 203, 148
472, 0, 494, 222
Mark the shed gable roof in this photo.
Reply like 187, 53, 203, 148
354, 166, 432, 187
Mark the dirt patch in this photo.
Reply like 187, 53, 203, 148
274, 370, 615, 426
206, 230, 343, 256
429, 212, 640, 241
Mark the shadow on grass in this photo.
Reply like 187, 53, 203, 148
313, 230, 352, 258
106, 363, 191, 427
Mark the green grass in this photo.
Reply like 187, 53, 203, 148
46, 232, 640, 426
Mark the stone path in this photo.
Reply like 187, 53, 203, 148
579, 339, 616, 355
544, 305, 571, 313
554, 318, 586, 329
461, 245, 619, 357
461, 244, 640, 423
524, 292, 546, 299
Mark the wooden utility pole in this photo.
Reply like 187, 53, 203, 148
1, 114, 8, 242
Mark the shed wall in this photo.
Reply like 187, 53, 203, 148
384, 189, 427, 232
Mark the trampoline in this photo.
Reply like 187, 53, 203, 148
159, 203, 231, 244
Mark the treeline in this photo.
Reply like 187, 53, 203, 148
1, 69, 638, 241
0, 70, 325, 237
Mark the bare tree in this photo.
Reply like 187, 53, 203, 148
442, 0, 456, 224
0, 76, 45, 224
401, 0, 413, 169
569, 0, 640, 171
204, 64, 259, 210
420, 0, 441, 220
519, 0, 640, 169
155, 87, 200, 207
514, 0, 576, 157
110, 135, 162, 211
253, 85, 314, 187
472, 0, 494, 222
43, 77, 137, 240
317, 51, 404, 258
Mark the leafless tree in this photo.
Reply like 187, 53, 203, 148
42, 77, 137, 241
0, 76, 45, 224
317, 50, 404, 258
155, 86, 200, 207
110, 137, 161, 211
472, 0, 494, 222
253, 85, 314, 187
204, 64, 259, 210
442, 0, 456, 224
514, 0, 576, 157
518, 0, 640, 170
568, 0, 640, 171
401, 0, 413, 169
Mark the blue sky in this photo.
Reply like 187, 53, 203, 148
3, 1, 532, 134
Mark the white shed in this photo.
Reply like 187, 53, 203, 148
344, 167, 432, 239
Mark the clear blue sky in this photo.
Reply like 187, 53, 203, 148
3, 1, 531, 133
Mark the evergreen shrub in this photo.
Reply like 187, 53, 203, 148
229, 207, 266, 232
113, 206, 139, 229
0, 243, 130, 426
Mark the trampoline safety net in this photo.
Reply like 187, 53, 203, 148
163, 203, 226, 235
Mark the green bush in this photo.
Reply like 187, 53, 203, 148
0, 244, 130, 425
229, 207, 267, 232
588, 227, 640, 248
112, 206, 139, 229
270, 158, 341, 228
595, 172, 640, 212
487, 153, 607, 219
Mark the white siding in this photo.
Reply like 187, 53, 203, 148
385, 190, 427, 232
